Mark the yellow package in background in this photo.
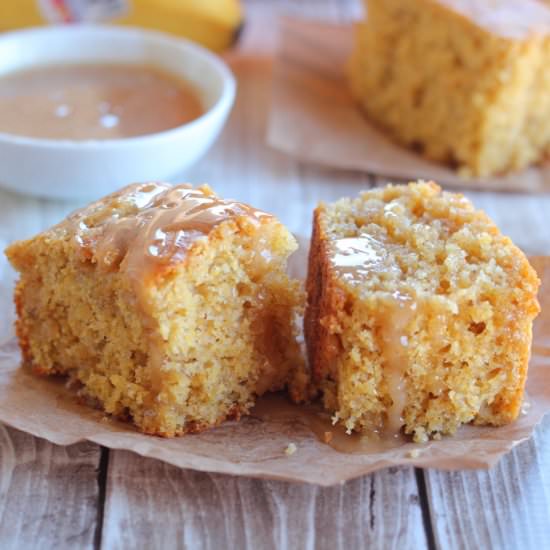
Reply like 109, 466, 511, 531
0, 0, 244, 52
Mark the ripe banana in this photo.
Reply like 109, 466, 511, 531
0, 0, 244, 52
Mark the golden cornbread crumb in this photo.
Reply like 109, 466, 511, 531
349, 0, 550, 177
304, 181, 540, 442
285, 443, 297, 456
6, 183, 304, 437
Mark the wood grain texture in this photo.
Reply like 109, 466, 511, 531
0, 425, 100, 550
425, 415, 550, 550
102, 450, 426, 550
0, 1, 549, 549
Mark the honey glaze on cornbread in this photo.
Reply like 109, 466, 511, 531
330, 235, 417, 437
64, 182, 273, 278
378, 296, 416, 436
330, 235, 398, 280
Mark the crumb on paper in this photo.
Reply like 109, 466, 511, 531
407, 449, 421, 459
323, 431, 333, 444
433, 433, 442, 441
285, 443, 297, 456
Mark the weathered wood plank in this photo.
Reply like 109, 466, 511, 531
1, 1, 547, 549
424, 415, 550, 550
102, 450, 426, 550
0, 425, 101, 550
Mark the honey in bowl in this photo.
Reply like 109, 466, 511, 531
0, 64, 204, 140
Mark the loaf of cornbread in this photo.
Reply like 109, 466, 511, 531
349, 0, 550, 178
304, 181, 540, 442
6, 183, 303, 436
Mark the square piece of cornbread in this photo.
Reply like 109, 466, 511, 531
6, 183, 303, 436
304, 181, 540, 442
349, 0, 550, 177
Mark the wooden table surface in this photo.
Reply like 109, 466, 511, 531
0, 1, 549, 548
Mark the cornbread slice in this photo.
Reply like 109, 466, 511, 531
6, 183, 303, 436
349, 0, 550, 177
304, 181, 540, 442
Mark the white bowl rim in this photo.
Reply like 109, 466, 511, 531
0, 24, 237, 150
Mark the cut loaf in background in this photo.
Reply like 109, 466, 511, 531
349, 0, 550, 177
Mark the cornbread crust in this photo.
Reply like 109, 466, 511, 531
304, 181, 540, 442
349, 0, 550, 177
6, 183, 304, 437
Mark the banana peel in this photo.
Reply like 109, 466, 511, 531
0, 0, 244, 52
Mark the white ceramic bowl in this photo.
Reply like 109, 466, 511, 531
0, 25, 236, 200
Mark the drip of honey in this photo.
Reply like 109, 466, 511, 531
251, 394, 406, 454
378, 293, 416, 435
65, 182, 272, 279
329, 234, 417, 438
330, 235, 401, 284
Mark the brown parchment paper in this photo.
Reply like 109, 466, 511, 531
0, 247, 548, 486
267, 18, 550, 193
